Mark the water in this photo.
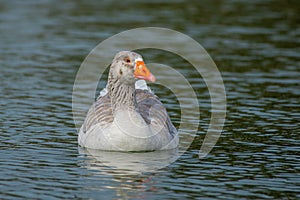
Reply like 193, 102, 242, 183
1, 0, 299, 199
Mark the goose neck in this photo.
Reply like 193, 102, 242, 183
108, 79, 137, 111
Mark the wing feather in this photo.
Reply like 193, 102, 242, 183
136, 89, 177, 137
81, 94, 113, 134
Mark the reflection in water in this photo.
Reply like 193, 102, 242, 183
79, 147, 179, 174
78, 148, 179, 199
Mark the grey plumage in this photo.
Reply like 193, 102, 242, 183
79, 51, 178, 150
81, 89, 177, 138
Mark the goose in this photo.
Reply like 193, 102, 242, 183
78, 51, 179, 151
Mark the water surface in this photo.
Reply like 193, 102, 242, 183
0, 0, 299, 199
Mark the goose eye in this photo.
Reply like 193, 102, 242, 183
125, 58, 130, 63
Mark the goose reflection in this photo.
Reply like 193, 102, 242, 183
78, 147, 179, 175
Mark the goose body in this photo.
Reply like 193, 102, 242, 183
78, 51, 179, 151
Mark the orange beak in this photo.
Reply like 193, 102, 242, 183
134, 60, 156, 82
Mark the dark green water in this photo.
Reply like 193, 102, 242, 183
1, 0, 299, 199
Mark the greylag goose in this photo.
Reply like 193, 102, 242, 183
78, 51, 179, 151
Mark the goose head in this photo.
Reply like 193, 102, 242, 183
109, 51, 156, 85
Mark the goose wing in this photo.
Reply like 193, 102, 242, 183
81, 94, 113, 134
136, 89, 177, 137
